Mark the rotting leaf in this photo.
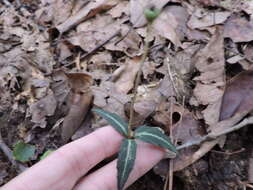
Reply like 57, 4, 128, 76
61, 73, 93, 143
219, 70, 253, 121
117, 139, 137, 190
13, 141, 35, 163
92, 109, 128, 137
135, 126, 177, 154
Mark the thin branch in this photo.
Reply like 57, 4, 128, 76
177, 115, 253, 150
0, 132, 27, 173
80, 29, 121, 60
66, 29, 121, 67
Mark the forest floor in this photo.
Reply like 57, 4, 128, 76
1, 0, 253, 189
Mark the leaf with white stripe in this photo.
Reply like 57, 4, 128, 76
134, 126, 177, 153
117, 139, 137, 190
92, 109, 128, 137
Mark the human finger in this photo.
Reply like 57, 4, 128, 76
1, 126, 123, 190
73, 141, 165, 190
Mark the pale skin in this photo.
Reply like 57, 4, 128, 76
1, 126, 165, 190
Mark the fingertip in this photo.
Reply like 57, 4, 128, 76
73, 141, 165, 190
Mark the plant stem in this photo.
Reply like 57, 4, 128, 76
127, 24, 151, 138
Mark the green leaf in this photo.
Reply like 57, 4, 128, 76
40, 149, 55, 160
134, 126, 177, 153
92, 109, 128, 137
117, 139, 137, 190
13, 141, 36, 162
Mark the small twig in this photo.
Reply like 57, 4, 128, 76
127, 24, 151, 137
75, 52, 81, 70
177, 115, 253, 150
66, 29, 121, 67
211, 148, 245, 156
0, 132, 27, 173
80, 29, 121, 60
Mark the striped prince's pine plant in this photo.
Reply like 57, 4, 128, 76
92, 5, 177, 190
92, 109, 177, 190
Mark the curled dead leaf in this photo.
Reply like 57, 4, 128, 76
61, 73, 93, 143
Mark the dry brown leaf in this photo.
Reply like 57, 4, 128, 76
219, 70, 253, 121
89, 51, 112, 65
152, 98, 172, 130
52, 0, 76, 25
188, 10, 230, 29
55, 0, 118, 34
66, 30, 115, 52
152, 5, 187, 47
124, 100, 156, 127
57, 42, 72, 61
92, 81, 129, 128
105, 24, 142, 57
242, 1, 253, 15
154, 109, 207, 173
174, 138, 221, 171
67, 17, 141, 56
108, 0, 129, 18
76, 14, 114, 32
172, 110, 206, 171
115, 57, 141, 94
61, 73, 93, 143
30, 92, 57, 128
244, 44, 253, 62
224, 14, 253, 43
193, 0, 222, 6
192, 27, 225, 125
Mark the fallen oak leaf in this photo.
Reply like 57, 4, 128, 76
61, 73, 93, 143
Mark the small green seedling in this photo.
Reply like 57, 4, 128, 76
13, 141, 35, 163
93, 109, 177, 190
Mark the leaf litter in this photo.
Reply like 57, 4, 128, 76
1, 0, 253, 189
